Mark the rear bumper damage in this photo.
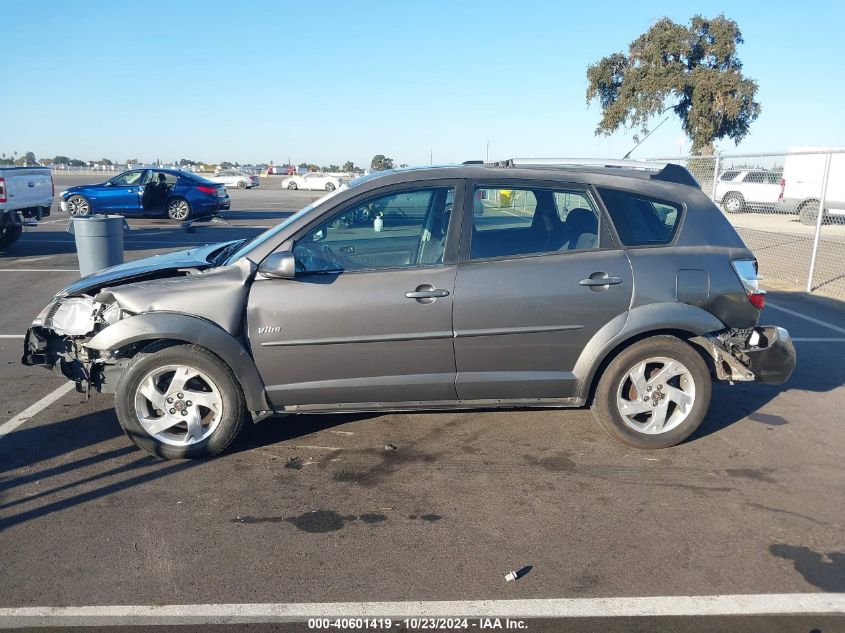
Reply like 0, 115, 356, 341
694, 326, 796, 385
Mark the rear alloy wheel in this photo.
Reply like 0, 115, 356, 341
722, 192, 745, 213
798, 201, 821, 226
237, 180, 247, 189
591, 336, 712, 449
287, 181, 298, 190
166, 197, 191, 221
67, 195, 91, 217
325, 182, 336, 191
115, 342, 247, 459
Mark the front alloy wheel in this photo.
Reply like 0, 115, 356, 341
67, 195, 91, 217
134, 364, 223, 447
287, 181, 298, 190
115, 342, 247, 459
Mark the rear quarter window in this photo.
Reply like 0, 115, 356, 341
596, 188, 682, 247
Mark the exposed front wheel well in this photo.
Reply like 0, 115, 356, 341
583, 329, 713, 406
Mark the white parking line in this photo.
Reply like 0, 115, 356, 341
0, 382, 76, 440
0, 269, 78, 272
792, 338, 845, 342
767, 302, 845, 335
0, 594, 841, 627
0, 335, 25, 339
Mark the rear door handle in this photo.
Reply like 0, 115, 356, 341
579, 274, 623, 287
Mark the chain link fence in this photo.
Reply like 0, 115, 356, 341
646, 150, 845, 299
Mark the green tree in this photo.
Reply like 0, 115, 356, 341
586, 14, 760, 155
370, 154, 394, 171
342, 160, 356, 172
68, 158, 86, 167
53, 156, 72, 165
220, 161, 234, 169
297, 162, 308, 168
307, 163, 320, 172
15, 151, 37, 166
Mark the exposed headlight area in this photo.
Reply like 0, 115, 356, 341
43, 297, 132, 336
49, 297, 97, 335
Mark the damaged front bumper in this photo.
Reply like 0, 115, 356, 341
694, 325, 796, 385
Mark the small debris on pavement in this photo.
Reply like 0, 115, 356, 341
285, 456, 303, 470
384, 443, 397, 451
505, 566, 533, 582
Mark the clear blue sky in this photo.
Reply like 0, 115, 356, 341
4, 0, 844, 166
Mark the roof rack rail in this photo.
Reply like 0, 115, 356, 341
493, 157, 699, 188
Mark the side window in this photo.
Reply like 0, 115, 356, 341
470, 186, 599, 260
110, 171, 144, 186
293, 187, 454, 273
597, 188, 682, 247
744, 172, 764, 184
765, 172, 782, 184
719, 170, 740, 181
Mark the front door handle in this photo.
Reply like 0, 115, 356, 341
406, 284, 449, 304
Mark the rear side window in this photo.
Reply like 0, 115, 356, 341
597, 188, 682, 247
720, 171, 740, 181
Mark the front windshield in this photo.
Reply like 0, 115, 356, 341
223, 188, 344, 264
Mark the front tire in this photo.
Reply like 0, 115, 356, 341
115, 342, 247, 459
591, 336, 712, 449
325, 182, 336, 191
166, 197, 192, 221
287, 181, 298, 190
237, 180, 247, 189
722, 192, 745, 213
67, 195, 91, 217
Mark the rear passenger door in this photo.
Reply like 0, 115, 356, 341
452, 180, 633, 401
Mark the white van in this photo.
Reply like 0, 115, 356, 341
776, 146, 845, 224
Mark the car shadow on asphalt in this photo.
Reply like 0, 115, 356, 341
0, 408, 377, 531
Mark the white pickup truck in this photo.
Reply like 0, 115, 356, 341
0, 166, 53, 248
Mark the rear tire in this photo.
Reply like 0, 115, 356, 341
166, 197, 192, 221
115, 342, 247, 459
237, 180, 247, 189
325, 182, 336, 191
287, 181, 298, 190
722, 192, 745, 213
0, 220, 22, 248
591, 336, 712, 449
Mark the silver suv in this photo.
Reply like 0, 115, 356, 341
22, 159, 796, 459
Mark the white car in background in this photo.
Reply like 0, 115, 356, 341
281, 172, 340, 191
714, 169, 782, 213
209, 170, 260, 190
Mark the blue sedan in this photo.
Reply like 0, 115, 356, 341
60, 168, 231, 221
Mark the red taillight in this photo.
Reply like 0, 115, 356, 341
0, 177, 6, 203
197, 185, 216, 195
731, 259, 766, 311
749, 293, 766, 310
778, 177, 785, 201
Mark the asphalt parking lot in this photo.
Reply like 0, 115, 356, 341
0, 174, 844, 631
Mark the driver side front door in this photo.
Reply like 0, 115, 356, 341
247, 183, 462, 408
